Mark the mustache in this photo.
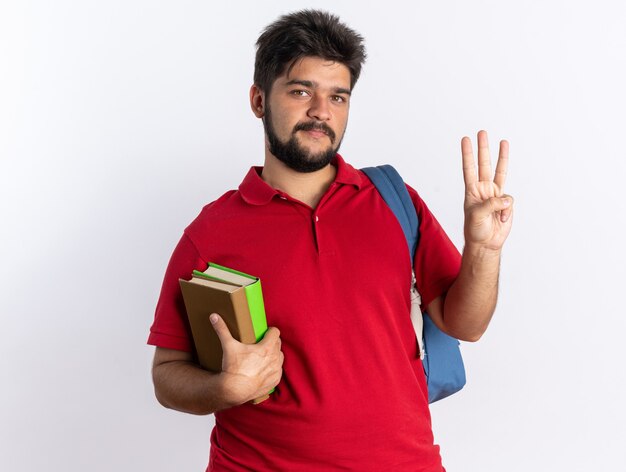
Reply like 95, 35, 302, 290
293, 121, 336, 143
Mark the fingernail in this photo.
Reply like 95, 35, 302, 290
210, 314, 218, 324
503, 198, 510, 207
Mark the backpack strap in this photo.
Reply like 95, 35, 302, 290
362, 165, 425, 359
362, 164, 466, 403
361, 165, 419, 259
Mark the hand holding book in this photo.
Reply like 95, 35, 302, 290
209, 313, 283, 405
179, 263, 279, 404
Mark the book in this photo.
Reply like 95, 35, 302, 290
179, 263, 271, 404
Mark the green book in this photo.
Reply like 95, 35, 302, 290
179, 262, 272, 404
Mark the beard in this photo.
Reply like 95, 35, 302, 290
263, 104, 344, 173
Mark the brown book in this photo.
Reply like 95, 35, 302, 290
179, 267, 270, 404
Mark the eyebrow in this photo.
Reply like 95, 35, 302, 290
285, 79, 351, 96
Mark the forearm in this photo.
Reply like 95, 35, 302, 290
152, 357, 238, 415
442, 243, 501, 342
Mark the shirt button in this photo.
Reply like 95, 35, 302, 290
315, 216, 319, 222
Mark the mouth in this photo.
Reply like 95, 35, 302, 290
302, 129, 328, 139
294, 122, 335, 143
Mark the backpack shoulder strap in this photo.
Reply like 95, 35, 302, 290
361, 165, 419, 258
362, 165, 466, 404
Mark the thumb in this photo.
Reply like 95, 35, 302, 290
210, 313, 235, 347
473, 196, 512, 219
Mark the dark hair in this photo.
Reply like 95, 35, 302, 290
254, 10, 366, 94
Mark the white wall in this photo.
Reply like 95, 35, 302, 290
1, 1, 625, 470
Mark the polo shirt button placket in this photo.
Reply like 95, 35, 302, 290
312, 213, 321, 253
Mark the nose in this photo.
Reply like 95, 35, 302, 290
307, 95, 331, 121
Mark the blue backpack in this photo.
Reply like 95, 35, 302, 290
362, 165, 466, 403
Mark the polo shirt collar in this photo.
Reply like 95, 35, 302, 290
239, 154, 363, 206
333, 154, 363, 188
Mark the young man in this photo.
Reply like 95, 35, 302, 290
148, 9, 513, 471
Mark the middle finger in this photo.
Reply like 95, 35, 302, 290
477, 130, 492, 181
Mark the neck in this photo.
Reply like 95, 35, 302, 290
261, 153, 337, 208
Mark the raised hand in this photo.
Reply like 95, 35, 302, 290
210, 313, 284, 405
461, 130, 514, 252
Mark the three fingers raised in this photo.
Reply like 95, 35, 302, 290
462, 131, 509, 190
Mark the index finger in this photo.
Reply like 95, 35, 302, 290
493, 139, 509, 190
461, 136, 477, 187
259, 326, 281, 344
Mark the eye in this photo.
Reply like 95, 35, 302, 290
331, 95, 348, 103
290, 89, 310, 97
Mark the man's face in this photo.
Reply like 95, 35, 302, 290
262, 56, 352, 173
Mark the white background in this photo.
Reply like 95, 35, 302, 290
1, 1, 625, 470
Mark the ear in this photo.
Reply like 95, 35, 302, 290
249, 84, 265, 118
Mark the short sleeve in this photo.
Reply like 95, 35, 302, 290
147, 233, 207, 351
407, 185, 462, 308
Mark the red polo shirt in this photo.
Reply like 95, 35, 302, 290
148, 155, 461, 471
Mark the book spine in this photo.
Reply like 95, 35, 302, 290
243, 279, 269, 342
229, 288, 257, 345
243, 280, 275, 399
